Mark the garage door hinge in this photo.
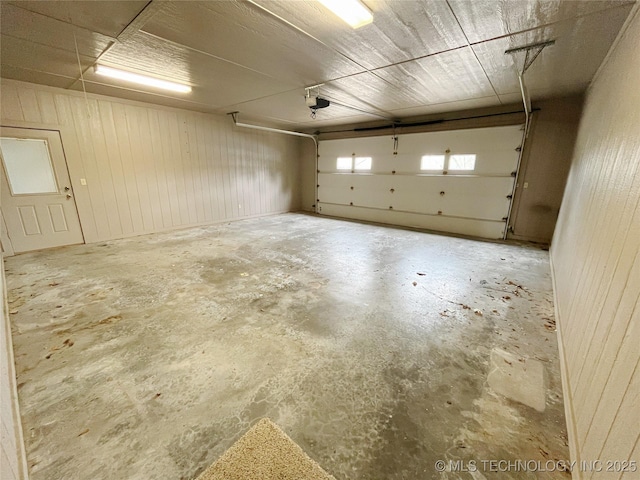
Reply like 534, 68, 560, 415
515, 146, 522, 152
511, 171, 517, 177
502, 216, 508, 221
506, 194, 513, 199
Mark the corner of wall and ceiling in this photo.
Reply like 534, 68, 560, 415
587, 2, 640, 94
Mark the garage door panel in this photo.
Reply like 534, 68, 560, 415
318, 173, 352, 188
318, 203, 506, 239
317, 125, 522, 239
441, 195, 511, 220
381, 153, 424, 173
438, 177, 514, 219
351, 175, 393, 208
398, 125, 522, 154
352, 190, 392, 209
319, 136, 391, 171
389, 176, 443, 213
318, 186, 351, 204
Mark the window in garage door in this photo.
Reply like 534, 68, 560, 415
317, 125, 523, 239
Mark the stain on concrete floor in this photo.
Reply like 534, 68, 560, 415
6, 213, 569, 480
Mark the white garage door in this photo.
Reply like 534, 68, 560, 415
317, 125, 524, 239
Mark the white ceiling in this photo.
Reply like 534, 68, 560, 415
0, 0, 635, 129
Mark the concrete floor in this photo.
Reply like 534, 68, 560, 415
6, 213, 569, 480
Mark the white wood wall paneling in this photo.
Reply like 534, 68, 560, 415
1, 84, 24, 121
570, 176, 640, 407
17, 87, 41, 123
1, 258, 28, 480
36, 90, 59, 125
564, 134, 634, 371
0, 80, 302, 245
551, 8, 640, 478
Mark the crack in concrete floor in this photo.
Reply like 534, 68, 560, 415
6, 213, 569, 480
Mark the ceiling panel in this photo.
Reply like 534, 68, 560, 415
473, 5, 633, 96
0, 3, 113, 59
141, 1, 364, 87
0, 0, 634, 129
96, 31, 297, 108
387, 96, 505, 117
317, 72, 407, 115
448, 0, 633, 44
371, 47, 498, 109
7, 0, 148, 38
0, 65, 76, 90
251, 0, 468, 70
1, 34, 96, 80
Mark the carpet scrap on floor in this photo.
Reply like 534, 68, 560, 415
196, 418, 335, 480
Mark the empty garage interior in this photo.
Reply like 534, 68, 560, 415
1, 1, 639, 479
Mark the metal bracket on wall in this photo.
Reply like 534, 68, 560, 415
502, 40, 555, 241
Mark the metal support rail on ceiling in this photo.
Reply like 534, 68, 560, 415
228, 112, 317, 144
503, 40, 555, 240
227, 112, 320, 213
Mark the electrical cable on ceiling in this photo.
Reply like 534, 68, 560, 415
73, 28, 91, 118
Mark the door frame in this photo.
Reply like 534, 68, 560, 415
0, 125, 85, 255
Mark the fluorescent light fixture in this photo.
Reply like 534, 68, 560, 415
94, 65, 191, 93
317, 0, 373, 29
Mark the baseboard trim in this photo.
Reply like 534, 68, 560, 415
549, 254, 581, 479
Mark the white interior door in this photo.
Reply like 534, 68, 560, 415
317, 125, 523, 239
0, 127, 84, 253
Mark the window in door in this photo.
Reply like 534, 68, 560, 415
0, 137, 58, 195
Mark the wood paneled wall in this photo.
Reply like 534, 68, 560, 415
1, 257, 27, 480
551, 7, 640, 478
1, 80, 302, 244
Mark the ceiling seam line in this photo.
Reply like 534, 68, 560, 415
138, 31, 286, 82
241, 0, 411, 97
69, 0, 163, 91
2, 64, 79, 82
444, 0, 501, 103
243, 0, 372, 74
228, 1, 399, 118
0, 32, 102, 60
4, 3, 118, 40
468, 3, 637, 48
113, 0, 154, 39
387, 95, 505, 114
141, 30, 400, 102
367, 45, 468, 73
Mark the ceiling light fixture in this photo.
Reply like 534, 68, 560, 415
317, 0, 373, 29
94, 65, 192, 93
